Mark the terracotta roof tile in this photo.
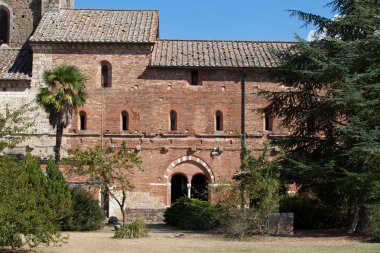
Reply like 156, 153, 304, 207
150, 40, 294, 68
0, 48, 32, 80
30, 10, 159, 43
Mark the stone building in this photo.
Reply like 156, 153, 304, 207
0, 0, 292, 220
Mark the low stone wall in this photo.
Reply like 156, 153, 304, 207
269, 213, 294, 236
125, 208, 165, 223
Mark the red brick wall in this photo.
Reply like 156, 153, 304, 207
47, 43, 287, 209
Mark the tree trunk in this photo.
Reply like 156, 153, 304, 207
355, 206, 369, 234
121, 190, 126, 223
54, 123, 64, 163
347, 206, 359, 233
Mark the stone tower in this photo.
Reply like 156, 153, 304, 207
0, 0, 74, 48
41, 0, 75, 16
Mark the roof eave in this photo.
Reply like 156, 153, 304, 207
29, 40, 156, 45
147, 65, 278, 70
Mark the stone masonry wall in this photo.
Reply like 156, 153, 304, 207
0, 0, 41, 48
0, 0, 74, 48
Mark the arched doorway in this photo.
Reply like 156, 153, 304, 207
0, 6, 9, 45
165, 156, 215, 206
191, 174, 208, 201
171, 174, 188, 203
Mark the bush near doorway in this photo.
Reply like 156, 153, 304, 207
164, 197, 222, 230
62, 188, 105, 231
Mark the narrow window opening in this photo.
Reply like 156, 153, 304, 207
265, 111, 273, 131
121, 111, 128, 131
170, 110, 177, 131
191, 70, 198, 86
0, 7, 9, 45
216, 111, 223, 131
101, 65, 109, 87
79, 111, 86, 130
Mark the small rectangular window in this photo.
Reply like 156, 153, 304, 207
191, 70, 198, 86
170, 110, 177, 131
265, 111, 273, 131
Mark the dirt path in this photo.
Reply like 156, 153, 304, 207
37, 224, 380, 253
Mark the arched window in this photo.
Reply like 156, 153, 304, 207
264, 111, 273, 131
100, 61, 112, 88
215, 111, 223, 131
0, 6, 10, 45
121, 111, 129, 131
79, 111, 87, 130
170, 110, 177, 131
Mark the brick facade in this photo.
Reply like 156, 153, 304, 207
1, 0, 291, 220
37, 43, 288, 216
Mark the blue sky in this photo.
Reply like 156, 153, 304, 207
75, 0, 335, 41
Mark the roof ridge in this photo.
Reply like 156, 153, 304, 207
0, 47, 30, 51
157, 39, 296, 43
65, 9, 159, 12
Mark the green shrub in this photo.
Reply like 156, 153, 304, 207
114, 218, 148, 239
62, 188, 105, 231
164, 197, 221, 230
0, 156, 62, 249
279, 194, 346, 229
365, 204, 380, 241
45, 159, 72, 229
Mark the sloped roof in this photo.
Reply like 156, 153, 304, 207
0, 48, 32, 80
30, 9, 159, 43
150, 40, 293, 68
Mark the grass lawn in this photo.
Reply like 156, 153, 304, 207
34, 225, 380, 253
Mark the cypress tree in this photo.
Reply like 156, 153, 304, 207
45, 159, 72, 229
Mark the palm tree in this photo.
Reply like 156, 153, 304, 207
36, 64, 87, 163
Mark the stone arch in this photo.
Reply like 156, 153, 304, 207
0, 3, 13, 46
164, 156, 215, 206
164, 155, 215, 183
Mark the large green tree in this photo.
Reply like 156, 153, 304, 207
261, 0, 380, 233
64, 143, 142, 223
36, 64, 87, 163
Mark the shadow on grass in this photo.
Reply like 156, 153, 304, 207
293, 229, 375, 242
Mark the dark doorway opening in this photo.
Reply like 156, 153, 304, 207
171, 174, 188, 204
191, 174, 208, 201
100, 190, 110, 218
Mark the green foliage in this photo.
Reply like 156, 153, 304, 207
237, 144, 280, 213
36, 64, 87, 162
0, 156, 62, 249
114, 218, 148, 239
0, 103, 36, 152
45, 159, 72, 229
215, 144, 280, 237
164, 197, 221, 230
62, 188, 105, 231
64, 143, 142, 223
365, 204, 380, 241
280, 194, 346, 229
260, 0, 380, 232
